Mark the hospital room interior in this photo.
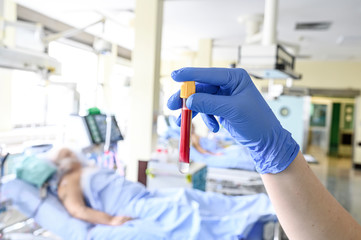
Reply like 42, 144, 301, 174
1, 0, 361, 239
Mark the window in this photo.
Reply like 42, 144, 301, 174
310, 104, 327, 127
10, 40, 132, 131
10, 40, 99, 127
11, 70, 46, 127
108, 63, 133, 136
48, 41, 98, 115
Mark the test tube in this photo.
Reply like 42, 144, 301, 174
179, 81, 195, 173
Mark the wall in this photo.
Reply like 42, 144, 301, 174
163, 59, 361, 93
294, 60, 361, 89
268, 95, 311, 153
253, 60, 361, 90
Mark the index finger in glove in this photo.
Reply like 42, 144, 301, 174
171, 67, 248, 87
186, 93, 234, 118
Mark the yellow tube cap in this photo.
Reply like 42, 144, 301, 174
180, 81, 196, 99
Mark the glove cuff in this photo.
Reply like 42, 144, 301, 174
254, 126, 300, 174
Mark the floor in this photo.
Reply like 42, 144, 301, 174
307, 145, 361, 224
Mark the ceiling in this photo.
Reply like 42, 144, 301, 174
14, 0, 361, 61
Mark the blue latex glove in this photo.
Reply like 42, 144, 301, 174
167, 67, 299, 174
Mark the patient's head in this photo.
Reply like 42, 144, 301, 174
51, 148, 82, 173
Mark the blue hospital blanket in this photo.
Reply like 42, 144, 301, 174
84, 169, 276, 240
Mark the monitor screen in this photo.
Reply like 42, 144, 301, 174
85, 115, 123, 144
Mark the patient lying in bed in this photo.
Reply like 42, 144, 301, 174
191, 127, 256, 171
50, 148, 132, 226
3, 148, 276, 240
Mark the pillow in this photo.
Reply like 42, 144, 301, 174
16, 156, 57, 188
2, 179, 90, 240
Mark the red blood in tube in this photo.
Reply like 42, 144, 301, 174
179, 102, 192, 164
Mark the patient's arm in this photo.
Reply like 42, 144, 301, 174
262, 152, 361, 240
58, 168, 132, 226
191, 134, 221, 155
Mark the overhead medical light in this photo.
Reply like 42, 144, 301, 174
239, 44, 300, 79
237, 0, 301, 80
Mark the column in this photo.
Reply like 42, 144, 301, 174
127, 0, 163, 181
196, 38, 213, 67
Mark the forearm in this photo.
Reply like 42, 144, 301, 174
197, 146, 212, 155
58, 171, 113, 225
71, 206, 113, 225
193, 143, 213, 155
262, 152, 361, 240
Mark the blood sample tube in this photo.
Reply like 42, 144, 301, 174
179, 81, 195, 173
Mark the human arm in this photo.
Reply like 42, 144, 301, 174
263, 152, 360, 239
58, 169, 132, 226
167, 67, 361, 239
191, 133, 221, 155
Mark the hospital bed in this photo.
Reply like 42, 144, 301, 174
188, 139, 266, 195
140, 161, 282, 240
206, 167, 266, 196
160, 124, 265, 196
1, 150, 281, 240
0, 150, 61, 240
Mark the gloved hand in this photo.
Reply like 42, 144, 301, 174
167, 67, 299, 174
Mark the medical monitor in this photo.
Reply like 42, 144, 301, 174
84, 114, 123, 144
